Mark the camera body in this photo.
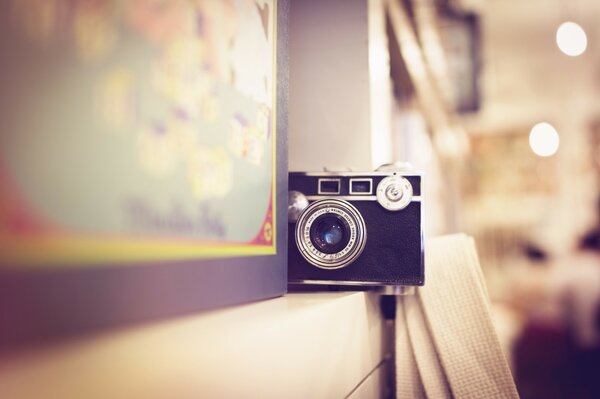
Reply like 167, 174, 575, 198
288, 170, 424, 287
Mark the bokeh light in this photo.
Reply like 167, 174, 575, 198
529, 122, 560, 157
556, 21, 587, 57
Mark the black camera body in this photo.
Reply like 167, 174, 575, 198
288, 171, 424, 287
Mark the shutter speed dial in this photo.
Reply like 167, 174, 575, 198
376, 176, 413, 211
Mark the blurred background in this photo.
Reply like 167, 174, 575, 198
288, 0, 600, 396
1, 0, 600, 397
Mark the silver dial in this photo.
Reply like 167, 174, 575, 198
376, 176, 413, 211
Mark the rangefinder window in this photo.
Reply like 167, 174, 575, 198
318, 178, 341, 194
349, 178, 372, 195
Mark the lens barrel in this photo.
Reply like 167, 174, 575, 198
295, 199, 367, 269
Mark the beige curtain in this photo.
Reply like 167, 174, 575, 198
396, 234, 519, 398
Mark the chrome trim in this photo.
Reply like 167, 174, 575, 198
307, 195, 377, 201
289, 279, 420, 287
291, 171, 422, 177
349, 178, 373, 195
420, 180, 425, 286
318, 178, 341, 195
306, 195, 421, 202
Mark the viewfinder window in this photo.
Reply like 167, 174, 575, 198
318, 178, 341, 194
349, 179, 372, 195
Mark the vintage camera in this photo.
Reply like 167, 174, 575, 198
288, 169, 424, 290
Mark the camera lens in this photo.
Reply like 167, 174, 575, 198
295, 199, 367, 270
310, 215, 350, 254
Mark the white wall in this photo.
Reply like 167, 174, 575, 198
289, 0, 393, 171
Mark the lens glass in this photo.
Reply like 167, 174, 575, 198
310, 215, 350, 254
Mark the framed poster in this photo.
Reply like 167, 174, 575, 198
0, 0, 288, 351
438, 8, 481, 113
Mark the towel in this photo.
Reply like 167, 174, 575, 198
396, 234, 519, 398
